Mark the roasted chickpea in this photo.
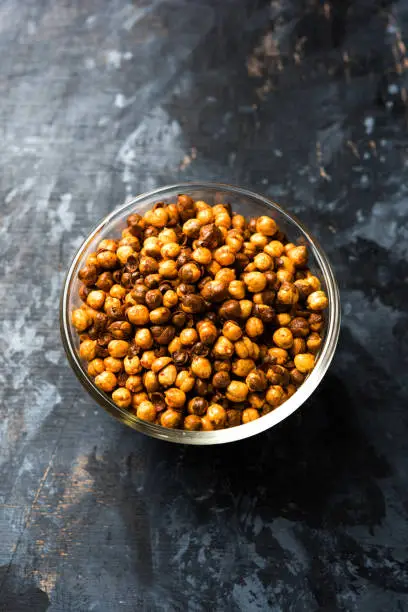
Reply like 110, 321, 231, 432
268, 347, 288, 365
256, 216, 277, 236
245, 317, 264, 338
108, 340, 129, 358
207, 404, 227, 428
116, 245, 135, 265
222, 320, 243, 342
191, 356, 212, 379
145, 207, 168, 228
307, 332, 322, 354
266, 385, 285, 407
184, 415, 202, 430
158, 364, 177, 387
306, 291, 328, 311
72, 308, 91, 332
228, 280, 246, 299
277, 282, 299, 305
127, 304, 150, 325
197, 320, 218, 345
161, 242, 181, 259
110, 284, 127, 300
213, 336, 234, 359
160, 409, 182, 428
215, 268, 236, 285
254, 253, 273, 271
226, 381, 249, 403
135, 328, 153, 349
250, 232, 268, 248
239, 299, 253, 319
244, 271, 267, 293
201, 416, 215, 431
159, 259, 178, 279
294, 353, 315, 373
232, 358, 255, 377
287, 245, 308, 267
88, 358, 105, 377
124, 355, 142, 375
176, 370, 196, 393
180, 328, 198, 346
192, 247, 212, 265
214, 246, 235, 266
87, 290, 106, 310
242, 408, 260, 424
95, 371, 117, 392
150, 307, 171, 325
273, 327, 293, 349
165, 388, 186, 409
246, 370, 267, 392
212, 371, 230, 389
264, 240, 285, 258
137, 400, 156, 422
97, 250, 118, 269
292, 338, 306, 356
80, 339, 97, 361
104, 356, 123, 373
163, 290, 178, 308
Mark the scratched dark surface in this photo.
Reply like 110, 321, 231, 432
1, 0, 408, 610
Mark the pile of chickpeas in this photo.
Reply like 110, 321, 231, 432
72, 195, 328, 431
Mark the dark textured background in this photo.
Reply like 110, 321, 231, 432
1, 1, 408, 610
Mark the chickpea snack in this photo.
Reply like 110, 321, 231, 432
61, 184, 340, 444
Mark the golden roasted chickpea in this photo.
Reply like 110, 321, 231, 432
192, 247, 212, 265
151, 356, 172, 373
214, 246, 235, 266
248, 393, 265, 409
197, 320, 218, 345
108, 340, 129, 358
140, 350, 156, 369
143, 370, 159, 393
250, 233, 268, 249
112, 387, 132, 408
207, 404, 227, 428
137, 400, 156, 422
215, 268, 236, 285
163, 290, 178, 308
226, 380, 249, 403
124, 355, 142, 375
104, 296, 122, 318
176, 370, 196, 393
158, 364, 177, 387
168, 336, 182, 354
277, 282, 299, 305
72, 308, 92, 332
235, 336, 253, 359
150, 307, 171, 325
183, 415, 202, 431
161, 242, 181, 259
277, 256, 295, 275
80, 339, 97, 361
135, 328, 153, 349
159, 259, 178, 279
96, 250, 118, 269
116, 245, 135, 265
244, 271, 267, 293
196, 208, 214, 225
104, 356, 123, 373
165, 388, 186, 409
225, 230, 244, 252
223, 320, 243, 342
239, 299, 253, 319
144, 207, 168, 228
215, 212, 231, 228
306, 290, 328, 311
98, 238, 118, 252
246, 370, 267, 392
228, 280, 246, 300
180, 328, 198, 345
160, 409, 182, 428
294, 353, 315, 373
191, 356, 212, 379
273, 327, 293, 349
158, 227, 177, 244
245, 317, 264, 338
232, 213, 245, 229
277, 269, 294, 284
232, 358, 256, 377
201, 416, 214, 431
307, 332, 322, 354
110, 284, 127, 300
95, 371, 117, 392
207, 260, 221, 277
254, 252, 273, 272
132, 392, 149, 408
88, 358, 105, 377
256, 215, 277, 236
268, 347, 288, 365
86, 290, 106, 310
242, 408, 260, 424
85, 253, 98, 267
264, 240, 285, 258
306, 273, 321, 292
287, 245, 308, 267
266, 385, 285, 407
277, 313, 292, 327
213, 336, 234, 359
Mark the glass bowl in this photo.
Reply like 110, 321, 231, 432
60, 183, 340, 445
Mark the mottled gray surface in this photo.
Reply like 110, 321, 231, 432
1, 0, 408, 610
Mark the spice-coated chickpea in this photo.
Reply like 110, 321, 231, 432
242, 408, 260, 424
307, 332, 322, 354
176, 370, 196, 393
143, 237, 161, 258
244, 271, 267, 293
137, 401, 156, 422
290, 369, 305, 386
250, 233, 268, 249
168, 336, 182, 354
235, 336, 253, 359
306, 290, 328, 311
225, 230, 244, 252
187, 397, 208, 416
143, 370, 159, 393
246, 370, 267, 392
98, 239, 118, 252
239, 299, 253, 319
201, 416, 214, 431
212, 371, 230, 389
132, 392, 148, 408
197, 320, 218, 345
228, 280, 246, 300
294, 353, 315, 373
160, 409, 182, 428
104, 357, 123, 373
207, 404, 227, 428
158, 364, 177, 387
158, 228, 178, 244
306, 273, 321, 292
151, 356, 173, 373
140, 350, 155, 369
191, 356, 212, 379
108, 340, 129, 358
287, 245, 308, 267
277, 269, 294, 284
96, 271, 114, 292
289, 317, 309, 337
180, 328, 198, 345
97, 250, 118, 269
144, 207, 168, 228
207, 259, 221, 277
277, 282, 299, 305
135, 328, 153, 349
86, 290, 106, 310
226, 381, 249, 403
268, 347, 288, 365
80, 339, 97, 361
88, 358, 105, 377
165, 388, 186, 409
116, 245, 135, 265
213, 336, 234, 358
110, 284, 127, 300
183, 415, 202, 430
273, 327, 293, 349
245, 317, 264, 338
309, 313, 324, 332
163, 290, 178, 309
222, 320, 242, 342
254, 253, 273, 272
266, 385, 285, 407
264, 240, 285, 258
192, 247, 212, 265
256, 216, 277, 236
292, 338, 306, 356
232, 358, 255, 378
127, 304, 150, 325
196, 208, 214, 226
276, 313, 291, 327
232, 214, 245, 229
214, 246, 235, 266
248, 393, 265, 410
161, 242, 181, 259
149, 307, 171, 325
124, 355, 142, 375
94, 371, 117, 392
215, 212, 231, 228
112, 387, 132, 408
159, 259, 178, 279
215, 268, 236, 285
72, 308, 92, 332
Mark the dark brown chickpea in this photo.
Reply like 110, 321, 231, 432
187, 397, 208, 416
212, 371, 230, 389
309, 313, 324, 332
201, 280, 229, 303
246, 370, 267, 392
290, 369, 305, 386
289, 317, 309, 338
291, 338, 306, 356
179, 262, 201, 283
218, 299, 241, 320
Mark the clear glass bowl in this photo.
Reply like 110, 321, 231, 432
60, 183, 340, 445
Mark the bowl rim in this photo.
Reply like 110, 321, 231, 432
60, 181, 341, 445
